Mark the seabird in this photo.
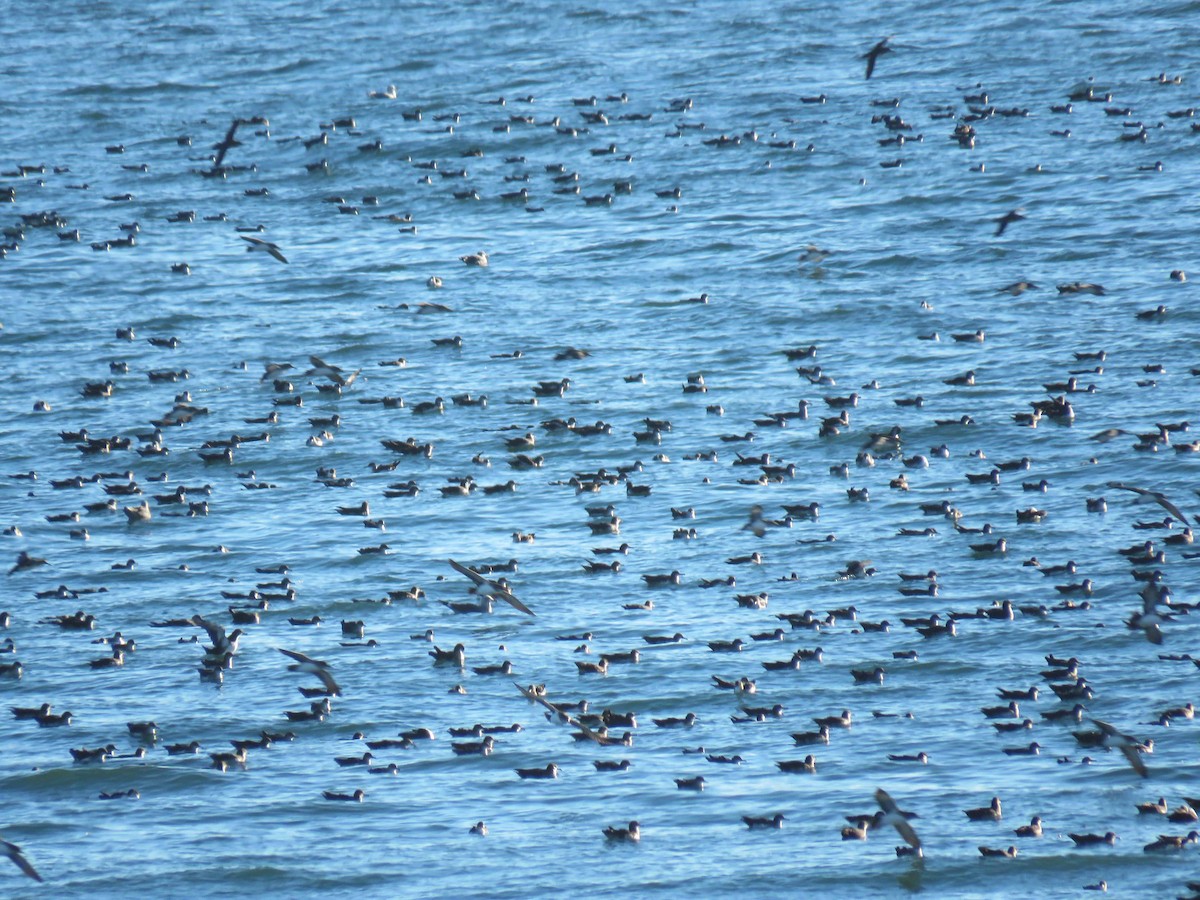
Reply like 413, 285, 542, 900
994, 208, 1026, 236
0, 835, 42, 882
1093, 719, 1149, 776
603, 821, 640, 842
278, 648, 342, 695
241, 236, 288, 264
447, 559, 534, 616
875, 788, 921, 849
863, 37, 892, 80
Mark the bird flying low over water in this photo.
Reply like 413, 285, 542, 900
1, 834, 42, 882
448, 558, 535, 616
278, 647, 342, 695
864, 37, 893, 80
875, 788, 922, 849
241, 235, 288, 263
1093, 719, 1149, 777
514, 682, 611, 744
994, 208, 1026, 237
1106, 482, 1189, 525
1128, 583, 1171, 645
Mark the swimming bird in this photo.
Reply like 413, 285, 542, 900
430, 643, 466, 667
1137, 797, 1168, 815
603, 821, 640, 842
124, 500, 152, 522
1068, 831, 1118, 847
814, 710, 852, 729
976, 844, 1017, 859
777, 756, 818, 773
743, 814, 785, 829
1015, 816, 1043, 837
241, 236, 288, 263
965, 797, 1002, 821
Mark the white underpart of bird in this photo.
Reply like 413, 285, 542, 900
875, 788, 922, 849
191, 615, 239, 655
448, 558, 535, 616
241, 235, 288, 263
1129, 583, 1170, 645
1093, 719, 1149, 777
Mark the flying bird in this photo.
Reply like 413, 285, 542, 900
191, 616, 243, 657
210, 118, 242, 171
1093, 719, 1149, 777
241, 235, 289, 264
864, 37, 892, 80
994, 208, 1026, 237
448, 558, 535, 616
997, 281, 1039, 296
305, 355, 344, 378
1128, 583, 1172, 645
8, 551, 48, 575
1, 835, 42, 882
278, 647, 342, 695
875, 788, 922, 849
1106, 482, 1189, 525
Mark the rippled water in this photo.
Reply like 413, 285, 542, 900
3, 0, 1200, 897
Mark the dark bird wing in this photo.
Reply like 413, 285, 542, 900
191, 615, 226, 646
241, 235, 288, 264
995, 209, 1024, 237
278, 647, 324, 668
875, 788, 901, 814
1106, 482, 1189, 525
449, 558, 488, 587
1, 838, 43, 882
875, 788, 921, 848
1121, 743, 1149, 776
211, 118, 241, 169
279, 647, 341, 694
1093, 719, 1149, 775
864, 37, 892, 79
449, 557, 535, 614
311, 667, 343, 695
308, 355, 344, 373
489, 582, 536, 616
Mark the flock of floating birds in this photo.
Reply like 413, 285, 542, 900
3, 30, 1200, 895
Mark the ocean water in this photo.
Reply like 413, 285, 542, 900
2, 0, 1199, 896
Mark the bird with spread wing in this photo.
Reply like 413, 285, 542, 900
279, 648, 342, 696
449, 559, 535, 616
